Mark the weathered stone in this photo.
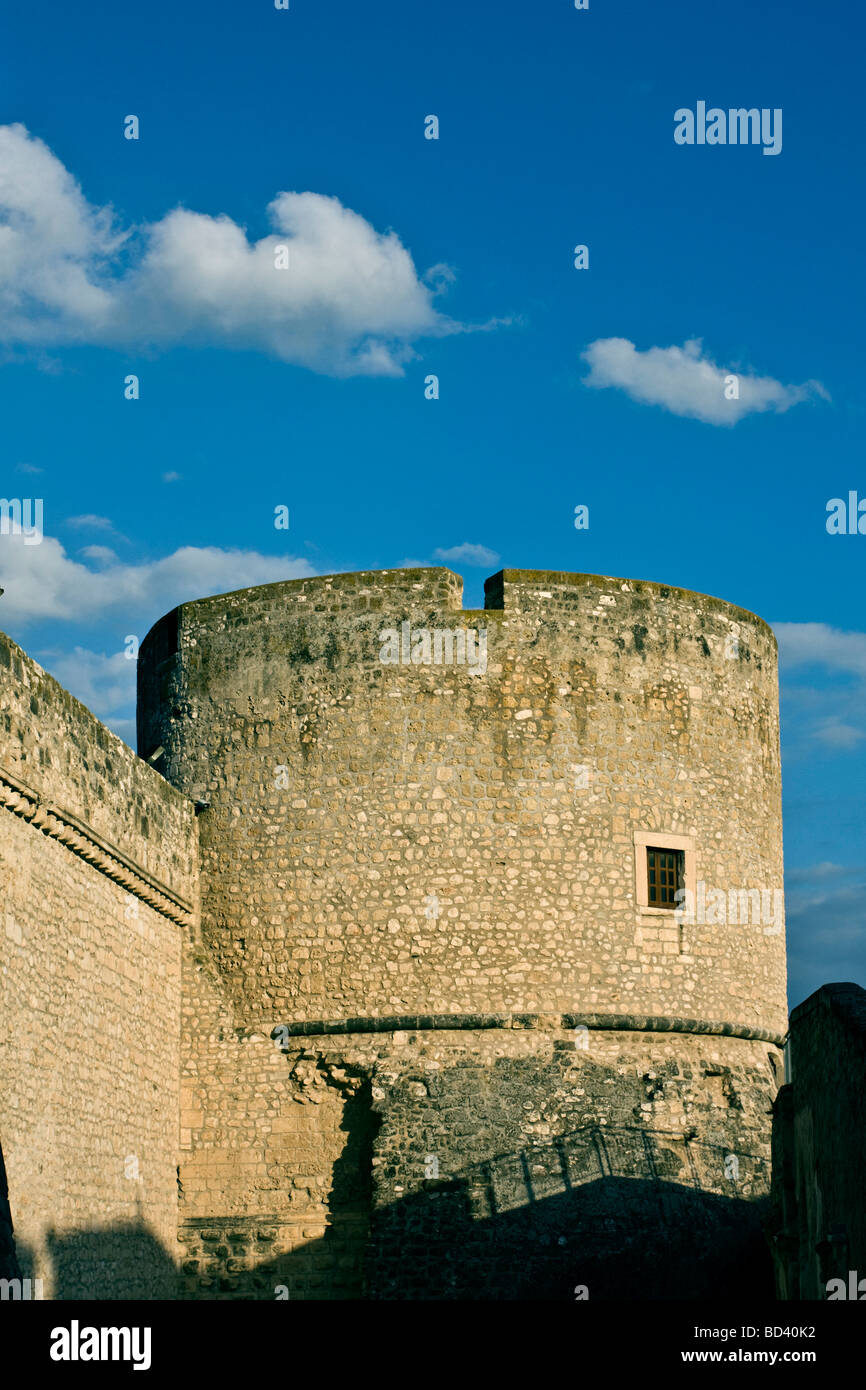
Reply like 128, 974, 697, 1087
0, 567, 787, 1300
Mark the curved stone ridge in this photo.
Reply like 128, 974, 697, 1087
0, 762, 193, 928
269, 1011, 786, 1046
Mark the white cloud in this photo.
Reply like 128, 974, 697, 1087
786, 861, 846, 884
66, 513, 119, 532
0, 124, 456, 376
812, 719, 865, 749
78, 544, 118, 565
0, 124, 122, 341
0, 527, 316, 626
432, 543, 501, 568
37, 646, 137, 723
581, 337, 827, 426
774, 622, 866, 756
773, 622, 866, 678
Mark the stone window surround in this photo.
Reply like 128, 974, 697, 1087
634, 829, 696, 915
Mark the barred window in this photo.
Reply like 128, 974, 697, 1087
646, 848, 684, 907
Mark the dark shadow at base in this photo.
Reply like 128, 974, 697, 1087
0, 1139, 21, 1282
45, 1224, 179, 1300
367, 1176, 774, 1300
174, 1172, 773, 1301
3, 1141, 773, 1299
3, 1178, 773, 1301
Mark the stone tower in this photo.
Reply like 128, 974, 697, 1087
138, 567, 787, 1300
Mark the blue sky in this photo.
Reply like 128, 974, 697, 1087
0, 0, 863, 1007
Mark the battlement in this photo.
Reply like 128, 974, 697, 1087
484, 568, 777, 641
0, 629, 196, 906
141, 567, 467, 660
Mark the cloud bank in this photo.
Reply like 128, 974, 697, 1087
0, 123, 454, 376
581, 337, 826, 425
774, 621, 866, 753
774, 622, 866, 679
0, 527, 316, 626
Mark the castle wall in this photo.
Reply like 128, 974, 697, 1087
0, 631, 197, 1297
138, 567, 786, 1036
770, 984, 866, 1301
176, 937, 372, 1300
138, 566, 787, 1299
365, 1026, 779, 1300
175, 1015, 780, 1300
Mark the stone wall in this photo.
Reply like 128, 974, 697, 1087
138, 566, 787, 1299
176, 1010, 781, 1300
769, 984, 866, 1301
365, 1025, 779, 1300
138, 567, 786, 1036
0, 563, 789, 1302
176, 937, 371, 1300
0, 631, 197, 1297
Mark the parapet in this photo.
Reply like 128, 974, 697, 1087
0, 628, 197, 913
484, 568, 776, 642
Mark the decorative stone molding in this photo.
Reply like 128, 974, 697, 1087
268, 1013, 787, 1047
0, 762, 193, 928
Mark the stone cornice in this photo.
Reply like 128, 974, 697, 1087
0, 762, 193, 928
269, 1012, 787, 1047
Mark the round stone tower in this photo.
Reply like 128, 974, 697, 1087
139, 568, 787, 1300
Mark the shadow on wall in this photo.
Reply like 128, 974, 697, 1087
2, 1135, 175, 1299
2, 1106, 774, 1300
1, 1134, 176, 1299
367, 1176, 774, 1301
181, 1170, 773, 1301
44, 1224, 179, 1300
366, 1116, 775, 1300
1, 1185, 773, 1302
0, 1140, 21, 1282
172, 1114, 775, 1301
3, 1223, 178, 1301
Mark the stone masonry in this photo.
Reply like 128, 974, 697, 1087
1, 568, 788, 1298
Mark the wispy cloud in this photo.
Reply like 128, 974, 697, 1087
811, 719, 865, 750
786, 861, 846, 884
581, 337, 827, 426
38, 645, 137, 720
66, 514, 121, 533
432, 543, 501, 568
774, 622, 866, 756
785, 865, 866, 1005
78, 544, 118, 565
774, 622, 866, 678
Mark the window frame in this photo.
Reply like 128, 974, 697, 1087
633, 830, 695, 915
